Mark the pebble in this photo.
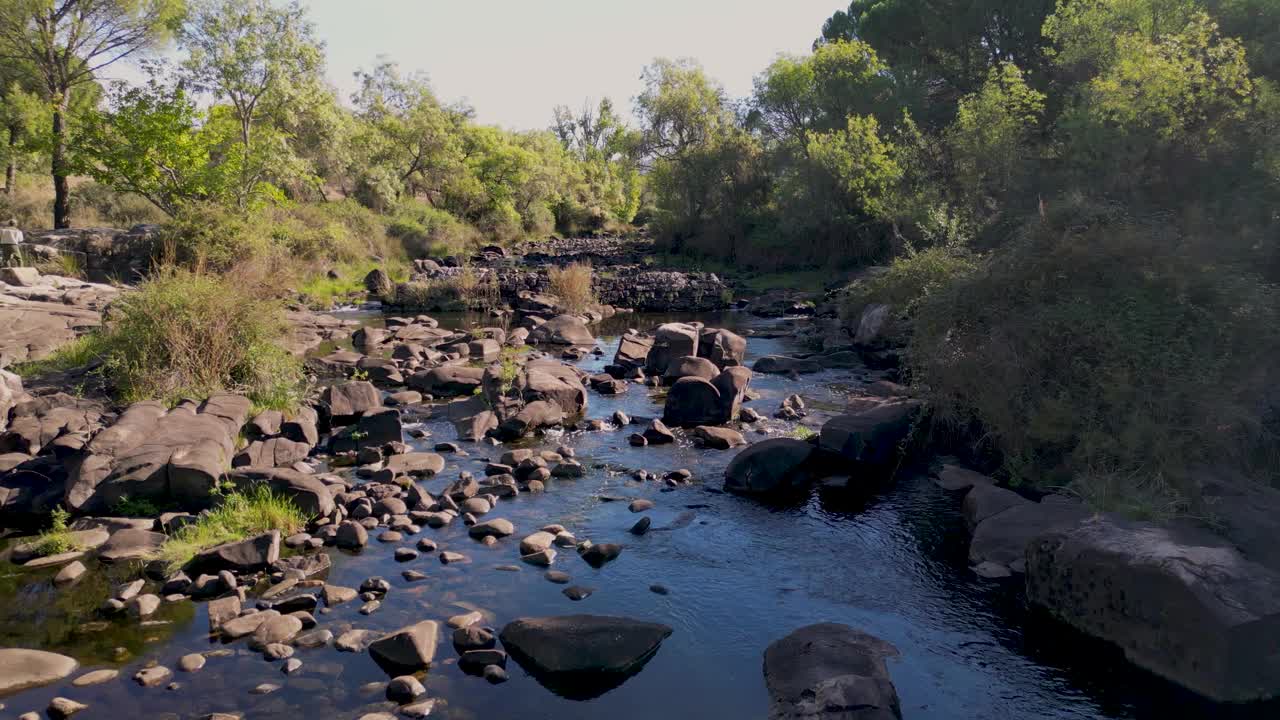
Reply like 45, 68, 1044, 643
47, 697, 87, 718
360, 600, 382, 615
439, 551, 468, 564
562, 586, 594, 601
134, 666, 172, 687
416, 538, 438, 552
386, 675, 425, 703
264, 643, 294, 660
650, 584, 670, 595
250, 683, 281, 694
483, 665, 508, 684
545, 570, 571, 584
282, 658, 303, 674
447, 610, 483, 629
630, 517, 652, 535
402, 569, 428, 582
628, 499, 655, 512
72, 669, 119, 687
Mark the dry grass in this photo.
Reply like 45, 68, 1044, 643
547, 262, 597, 313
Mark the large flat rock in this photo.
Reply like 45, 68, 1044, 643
0, 648, 78, 695
764, 623, 901, 720
499, 615, 672, 700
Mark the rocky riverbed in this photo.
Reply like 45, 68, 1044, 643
2, 260, 1279, 718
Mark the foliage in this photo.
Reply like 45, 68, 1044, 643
840, 244, 979, 322
111, 494, 164, 518
546, 262, 597, 313
151, 484, 305, 571
12, 333, 108, 378
387, 200, 482, 257
88, 266, 304, 408
298, 258, 408, 309
30, 507, 79, 557
910, 216, 1280, 492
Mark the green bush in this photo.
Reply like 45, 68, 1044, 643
388, 201, 482, 258
839, 245, 978, 324
30, 507, 79, 558
909, 217, 1280, 506
69, 182, 167, 227
90, 267, 304, 409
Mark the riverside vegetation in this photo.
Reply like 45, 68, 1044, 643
0, 0, 1277, 718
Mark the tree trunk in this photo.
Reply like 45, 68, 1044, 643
51, 99, 70, 229
3, 124, 16, 194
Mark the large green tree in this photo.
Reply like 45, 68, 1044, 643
0, 0, 182, 227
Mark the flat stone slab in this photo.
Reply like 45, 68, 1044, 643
0, 648, 78, 694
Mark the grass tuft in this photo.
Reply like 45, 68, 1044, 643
547, 262, 597, 313
152, 485, 306, 573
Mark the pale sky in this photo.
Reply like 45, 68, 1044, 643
297, 0, 842, 130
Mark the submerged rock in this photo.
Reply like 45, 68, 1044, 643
499, 615, 672, 700
764, 623, 901, 720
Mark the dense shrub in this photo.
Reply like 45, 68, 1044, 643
92, 266, 304, 408
909, 217, 1280, 505
839, 245, 978, 324
69, 182, 167, 227
387, 201, 483, 258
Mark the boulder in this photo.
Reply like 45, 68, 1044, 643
692, 426, 746, 450
408, 366, 485, 397
493, 400, 565, 441
662, 356, 720, 385
499, 615, 672, 700
528, 315, 594, 346
644, 323, 700, 375
520, 360, 588, 418
612, 333, 653, 373
323, 381, 382, 420
711, 366, 752, 423
818, 400, 924, 470
698, 327, 746, 368
724, 438, 815, 496
97, 528, 166, 563
0, 648, 78, 695
187, 531, 280, 576
754, 356, 822, 375
369, 620, 440, 672
663, 377, 726, 427
968, 494, 1089, 571
763, 623, 901, 720
1026, 515, 1280, 703
232, 436, 311, 469
225, 467, 335, 517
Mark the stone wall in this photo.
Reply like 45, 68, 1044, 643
21, 225, 160, 284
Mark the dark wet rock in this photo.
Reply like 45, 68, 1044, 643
818, 400, 924, 471
589, 373, 628, 395
563, 585, 594, 601
460, 648, 508, 670
723, 438, 815, 496
499, 615, 673, 700
581, 543, 622, 568
933, 464, 995, 491
764, 623, 901, 720
186, 530, 280, 576
0, 648, 78, 694
753, 356, 822, 375
453, 625, 497, 653
962, 484, 1031, 532
493, 400, 565, 441
630, 517, 652, 536
968, 494, 1089, 571
712, 366, 752, 423
1027, 514, 1280, 703
641, 419, 675, 445
545, 570, 571, 584
661, 377, 725, 428
369, 620, 440, 672
649, 584, 669, 595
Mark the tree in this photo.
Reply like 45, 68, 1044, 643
0, 59, 42, 193
73, 72, 230, 216
946, 62, 1045, 212
635, 58, 731, 160
752, 40, 893, 146
0, 0, 182, 227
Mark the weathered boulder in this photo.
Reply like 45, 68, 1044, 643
763, 623, 901, 720
724, 438, 815, 496
186, 531, 280, 576
232, 436, 312, 469
662, 377, 724, 428
529, 314, 595, 346
692, 426, 746, 450
644, 323, 700, 375
493, 401, 565, 441
818, 400, 924, 470
968, 494, 1089, 571
520, 360, 588, 418
369, 620, 440, 672
97, 528, 166, 563
323, 381, 381, 420
612, 333, 653, 373
364, 268, 394, 296
711, 366, 752, 423
662, 356, 720, 385
1026, 515, 1280, 703
499, 615, 672, 700
0, 369, 25, 432
408, 366, 485, 397
698, 327, 746, 368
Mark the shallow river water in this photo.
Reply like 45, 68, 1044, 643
0, 311, 1273, 720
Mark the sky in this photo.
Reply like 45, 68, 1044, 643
290, 0, 843, 130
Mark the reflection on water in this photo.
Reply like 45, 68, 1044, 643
0, 310, 1275, 719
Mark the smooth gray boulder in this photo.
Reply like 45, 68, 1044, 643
0, 648, 78, 694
